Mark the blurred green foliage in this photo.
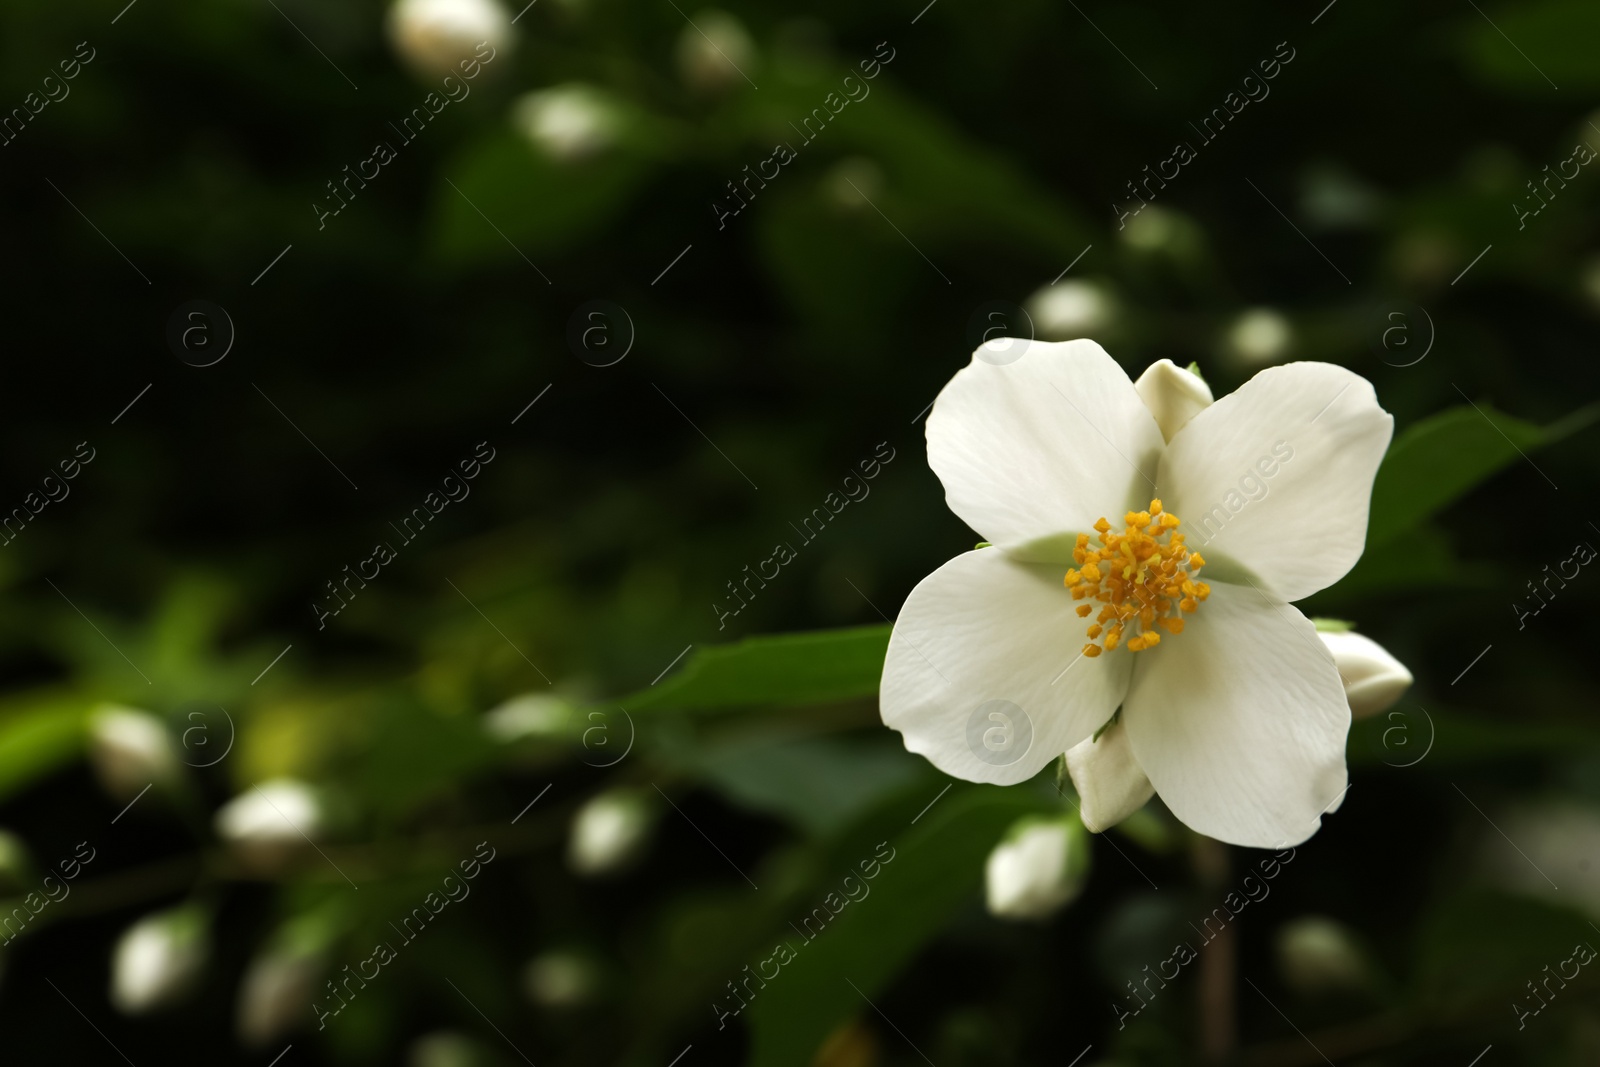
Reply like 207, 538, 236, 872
3, 0, 1600, 1064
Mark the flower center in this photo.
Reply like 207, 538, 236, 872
1065, 498, 1209, 657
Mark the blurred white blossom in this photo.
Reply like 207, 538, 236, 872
483, 693, 578, 742
388, 0, 513, 80
1275, 915, 1373, 997
675, 10, 756, 93
984, 815, 1089, 921
568, 789, 653, 876
110, 906, 208, 1014
512, 84, 622, 162
1027, 280, 1118, 341
523, 949, 601, 1008
88, 706, 180, 802
237, 944, 322, 1045
1224, 307, 1293, 366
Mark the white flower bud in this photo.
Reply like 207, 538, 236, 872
567, 789, 652, 876
1026, 280, 1118, 341
674, 9, 755, 94
522, 950, 601, 1008
1133, 358, 1214, 443
1223, 308, 1293, 366
237, 945, 322, 1045
215, 779, 325, 872
984, 815, 1089, 921
88, 706, 181, 802
409, 1031, 486, 1067
483, 693, 578, 742
512, 84, 622, 163
1064, 718, 1155, 833
1318, 630, 1412, 720
1275, 915, 1372, 997
110, 906, 208, 1014
388, 0, 513, 80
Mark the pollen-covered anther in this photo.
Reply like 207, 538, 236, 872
1067, 498, 1205, 654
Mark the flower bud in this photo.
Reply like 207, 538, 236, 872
237, 944, 322, 1045
1275, 915, 1372, 997
674, 9, 756, 94
110, 906, 208, 1014
1064, 718, 1155, 833
984, 814, 1089, 921
214, 779, 325, 872
483, 693, 579, 742
1026, 280, 1118, 341
1318, 630, 1412, 720
1223, 307, 1293, 367
512, 84, 623, 163
522, 950, 601, 1009
1133, 358, 1213, 443
87, 706, 181, 802
388, 0, 513, 81
409, 1031, 490, 1067
567, 789, 653, 876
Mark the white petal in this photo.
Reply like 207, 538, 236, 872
1320, 630, 1413, 720
1134, 359, 1213, 443
1064, 719, 1154, 832
880, 548, 1133, 785
1122, 583, 1349, 848
926, 340, 1164, 553
1159, 362, 1393, 602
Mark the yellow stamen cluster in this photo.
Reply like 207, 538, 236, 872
1064, 499, 1209, 657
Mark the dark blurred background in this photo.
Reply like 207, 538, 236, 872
2, 0, 1600, 1063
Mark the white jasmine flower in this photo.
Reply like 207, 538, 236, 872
88, 706, 181, 802
1026, 280, 1117, 341
1224, 307, 1293, 366
984, 815, 1089, 920
110, 906, 208, 1014
512, 84, 621, 162
1318, 629, 1413, 720
388, 0, 512, 80
880, 339, 1393, 847
674, 9, 755, 93
567, 789, 652, 876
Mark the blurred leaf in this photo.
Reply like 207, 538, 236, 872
1458, 0, 1600, 91
622, 625, 890, 714
744, 784, 1053, 1067
668, 735, 930, 836
433, 131, 658, 263
0, 692, 85, 804
1413, 890, 1594, 1013
1366, 401, 1599, 549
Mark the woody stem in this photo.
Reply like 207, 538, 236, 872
1193, 833, 1237, 1062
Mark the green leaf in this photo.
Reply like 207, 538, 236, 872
432, 131, 658, 264
1457, 0, 1600, 92
0, 692, 88, 805
743, 785, 1054, 1067
1365, 401, 1599, 549
621, 625, 890, 714
1413, 890, 1593, 1013
665, 735, 929, 836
